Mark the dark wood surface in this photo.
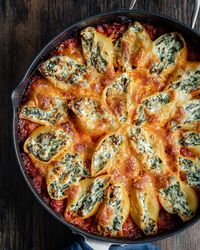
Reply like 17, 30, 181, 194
1, 0, 200, 249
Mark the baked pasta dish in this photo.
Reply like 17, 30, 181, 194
18, 21, 200, 239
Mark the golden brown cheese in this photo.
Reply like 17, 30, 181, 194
102, 72, 134, 124
68, 97, 116, 134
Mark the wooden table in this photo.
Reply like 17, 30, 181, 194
1, 0, 200, 249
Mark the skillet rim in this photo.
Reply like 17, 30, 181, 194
11, 10, 200, 244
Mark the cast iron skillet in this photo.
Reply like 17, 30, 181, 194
12, 1, 200, 249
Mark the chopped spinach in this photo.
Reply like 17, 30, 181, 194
179, 132, 200, 147
27, 129, 69, 162
149, 156, 162, 170
81, 28, 108, 73
138, 192, 157, 235
136, 105, 146, 126
90, 42, 108, 73
21, 102, 66, 125
179, 157, 200, 190
160, 179, 194, 217
129, 127, 153, 154
130, 24, 143, 32
93, 134, 123, 173
77, 177, 109, 216
48, 152, 88, 199
171, 69, 200, 93
151, 33, 183, 74
40, 55, 87, 85
142, 92, 170, 112
183, 100, 200, 124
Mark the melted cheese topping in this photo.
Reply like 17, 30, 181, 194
68, 97, 116, 134
102, 73, 133, 124
19, 21, 200, 239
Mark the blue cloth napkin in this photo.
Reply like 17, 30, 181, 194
64, 237, 161, 250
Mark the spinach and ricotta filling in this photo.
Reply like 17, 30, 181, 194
128, 127, 163, 172
171, 67, 200, 93
105, 73, 131, 123
81, 27, 113, 73
105, 73, 130, 96
71, 176, 110, 217
39, 55, 87, 86
137, 192, 157, 235
179, 157, 200, 190
135, 105, 146, 126
47, 153, 88, 199
151, 33, 184, 74
92, 133, 123, 174
142, 92, 170, 113
26, 129, 70, 162
179, 131, 200, 147
183, 99, 200, 124
148, 156, 162, 171
104, 186, 124, 233
128, 127, 153, 154
20, 98, 67, 125
159, 178, 194, 218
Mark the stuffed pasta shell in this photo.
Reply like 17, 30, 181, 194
130, 175, 159, 235
97, 183, 130, 236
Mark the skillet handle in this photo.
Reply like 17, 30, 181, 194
11, 88, 19, 108
192, 0, 200, 28
129, 0, 200, 29
84, 237, 112, 250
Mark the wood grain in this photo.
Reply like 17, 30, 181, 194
0, 0, 200, 249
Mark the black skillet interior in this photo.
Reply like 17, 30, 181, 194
12, 11, 200, 244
